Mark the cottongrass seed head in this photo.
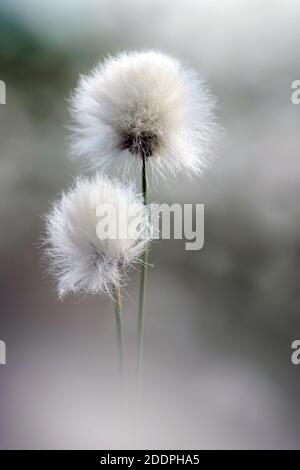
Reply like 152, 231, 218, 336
44, 173, 152, 299
69, 50, 220, 179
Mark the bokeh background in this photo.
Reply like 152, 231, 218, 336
0, 0, 300, 449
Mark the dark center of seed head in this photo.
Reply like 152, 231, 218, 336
120, 131, 158, 159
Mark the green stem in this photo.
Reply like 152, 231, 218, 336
137, 156, 148, 414
114, 272, 125, 413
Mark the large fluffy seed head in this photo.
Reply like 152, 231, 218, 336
44, 174, 152, 299
69, 50, 219, 178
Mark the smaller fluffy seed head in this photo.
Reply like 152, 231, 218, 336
69, 50, 219, 177
44, 174, 152, 299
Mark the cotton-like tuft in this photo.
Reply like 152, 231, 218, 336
69, 50, 219, 178
44, 174, 152, 299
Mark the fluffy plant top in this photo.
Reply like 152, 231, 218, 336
44, 173, 152, 299
69, 50, 219, 178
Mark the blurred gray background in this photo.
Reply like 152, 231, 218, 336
0, 0, 300, 449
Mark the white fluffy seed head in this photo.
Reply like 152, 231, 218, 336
44, 174, 152, 299
69, 50, 219, 178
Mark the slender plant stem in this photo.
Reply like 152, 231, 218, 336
114, 271, 125, 414
137, 155, 149, 414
